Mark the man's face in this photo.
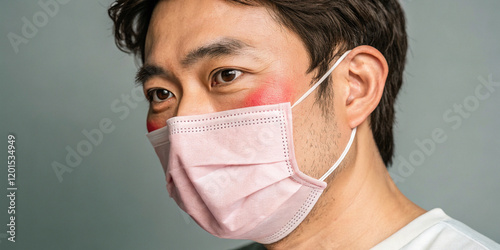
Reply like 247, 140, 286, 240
142, 0, 342, 179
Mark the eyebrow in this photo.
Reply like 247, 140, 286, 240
135, 38, 252, 86
135, 64, 174, 86
181, 38, 250, 66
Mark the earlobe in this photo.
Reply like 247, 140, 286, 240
345, 46, 389, 128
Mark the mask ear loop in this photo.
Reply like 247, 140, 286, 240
319, 127, 357, 182
291, 50, 352, 109
287, 50, 355, 182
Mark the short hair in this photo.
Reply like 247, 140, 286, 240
108, 0, 408, 166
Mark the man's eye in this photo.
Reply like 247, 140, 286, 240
213, 69, 242, 86
147, 88, 174, 103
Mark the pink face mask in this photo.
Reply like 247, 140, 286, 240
147, 51, 355, 243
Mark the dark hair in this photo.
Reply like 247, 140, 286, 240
108, 0, 408, 166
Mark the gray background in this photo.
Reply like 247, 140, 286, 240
0, 0, 498, 249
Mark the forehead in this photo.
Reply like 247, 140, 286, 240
144, 0, 288, 62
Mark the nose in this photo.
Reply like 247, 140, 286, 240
175, 88, 215, 117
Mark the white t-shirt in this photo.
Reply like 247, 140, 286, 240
371, 208, 500, 250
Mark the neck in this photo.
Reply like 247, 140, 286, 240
265, 122, 425, 250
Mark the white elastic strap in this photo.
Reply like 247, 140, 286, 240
319, 127, 357, 182
291, 50, 352, 109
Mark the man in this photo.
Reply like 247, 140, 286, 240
109, 0, 499, 249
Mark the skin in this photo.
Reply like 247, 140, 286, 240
242, 77, 295, 107
141, 0, 425, 249
146, 121, 162, 133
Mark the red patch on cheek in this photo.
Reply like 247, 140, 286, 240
147, 121, 163, 133
243, 77, 294, 107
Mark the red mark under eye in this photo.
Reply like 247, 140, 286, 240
243, 77, 294, 107
147, 121, 163, 133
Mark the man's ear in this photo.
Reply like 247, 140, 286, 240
344, 45, 388, 128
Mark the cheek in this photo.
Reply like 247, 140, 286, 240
147, 107, 173, 132
243, 77, 295, 107
147, 119, 164, 133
